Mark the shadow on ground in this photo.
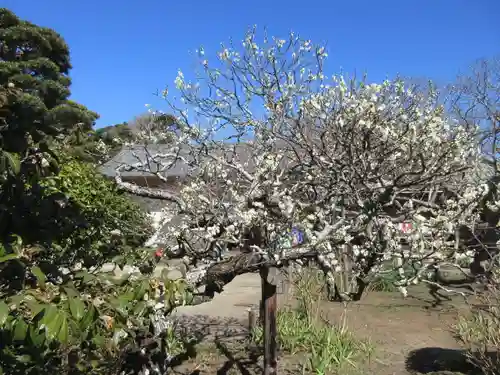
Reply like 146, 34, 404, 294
214, 339, 262, 375
406, 347, 498, 375
171, 336, 264, 375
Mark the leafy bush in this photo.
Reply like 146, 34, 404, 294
0, 156, 186, 374
368, 270, 401, 293
0, 251, 195, 374
1, 155, 153, 268
38, 156, 153, 267
368, 263, 420, 293
0, 9, 194, 374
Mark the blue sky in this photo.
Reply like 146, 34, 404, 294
4, 0, 499, 128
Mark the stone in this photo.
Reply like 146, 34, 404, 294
152, 259, 188, 280
152, 263, 168, 279
99, 263, 117, 273
435, 266, 472, 284
165, 269, 184, 280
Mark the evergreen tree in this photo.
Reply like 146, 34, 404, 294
0, 7, 98, 178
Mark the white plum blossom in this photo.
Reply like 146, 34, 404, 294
174, 70, 185, 90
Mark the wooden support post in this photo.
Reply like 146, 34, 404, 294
248, 308, 257, 339
260, 266, 278, 375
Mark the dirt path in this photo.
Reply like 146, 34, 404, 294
319, 290, 472, 374
168, 273, 265, 342
173, 273, 263, 319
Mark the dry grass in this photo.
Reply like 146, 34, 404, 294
453, 282, 500, 375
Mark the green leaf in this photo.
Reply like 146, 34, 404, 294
2, 151, 21, 174
0, 254, 18, 263
39, 305, 58, 340
31, 266, 46, 288
109, 297, 129, 318
132, 301, 147, 316
14, 354, 31, 364
133, 280, 150, 300
41, 304, 58, 322
119, 290, 135, 304
79, 305, 96, 331
92, 335, 106, 348
68, 297, 85, 321
28, 325, 46, 348
74, 271, 96, 283
8, 294, 25, 309
0, 301, 9, 327
63, 286, 79, 299
67, 318, 83, 341
25, 300, 44, 319
11, 234, 23, 249
12, 319, 28, 341
57, 313, 69, 344
44, 310, 64, 342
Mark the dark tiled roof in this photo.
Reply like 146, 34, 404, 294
98, 141, 285, 178
99, 141, 496, 190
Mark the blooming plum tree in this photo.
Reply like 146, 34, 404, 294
114, 28, 495, 304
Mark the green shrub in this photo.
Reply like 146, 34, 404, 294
0, 157, 194, 374
0, 249, 194, 375
0, 9, 184, 374
0, 156, 153, 269
368, 262, 420, 293
368, 269, 402, 292
40, 156, 153, 266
